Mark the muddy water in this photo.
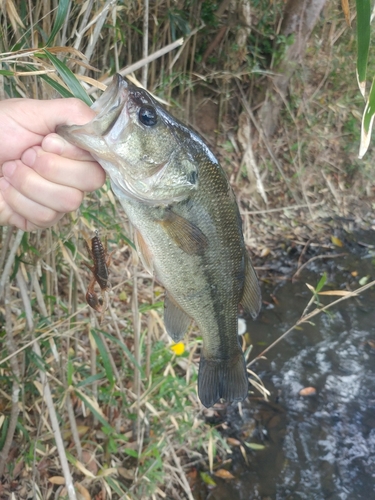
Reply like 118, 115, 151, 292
198, 233, 375, 500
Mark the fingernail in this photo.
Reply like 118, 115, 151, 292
43, 134, 65, 154
2, 161, 16, 179
21, 148, 37, 167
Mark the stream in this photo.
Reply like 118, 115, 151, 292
194, 230, 375, 500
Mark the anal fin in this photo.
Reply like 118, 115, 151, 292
241, 253, 262, 319
164, 293, 191, 342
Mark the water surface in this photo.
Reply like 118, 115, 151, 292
196, 232, 375, 500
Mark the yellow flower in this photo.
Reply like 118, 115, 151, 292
170, 342, 185, 356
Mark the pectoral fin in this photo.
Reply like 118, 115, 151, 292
164, 293, 191, 342
157, 210, 208, 256
241, 253, 262, 319
134, 229, 154, 275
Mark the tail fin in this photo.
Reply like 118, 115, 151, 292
197, 351, 249, 408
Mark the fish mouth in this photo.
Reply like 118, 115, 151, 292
57, 73, 130, 149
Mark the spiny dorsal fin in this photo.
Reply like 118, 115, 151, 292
164, 293, 192, 342
241, 253, 262, 319
157, 209, 208, 256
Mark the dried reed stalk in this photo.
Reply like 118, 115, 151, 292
16, 269, 78, 500
0, 280, 21, 477
90, 38, 184, 93
0, 229, 24, 300
142, 0, 149, 88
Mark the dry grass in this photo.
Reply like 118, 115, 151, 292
1, 1, 375, 499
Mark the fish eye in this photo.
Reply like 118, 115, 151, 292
139, 106, 158, 126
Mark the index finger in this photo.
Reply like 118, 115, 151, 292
42, 133, 94, 161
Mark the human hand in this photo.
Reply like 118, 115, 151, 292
0, 98, 106, 230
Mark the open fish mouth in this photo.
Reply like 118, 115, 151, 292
57, 74, 130, 146
91, 73, 128, 114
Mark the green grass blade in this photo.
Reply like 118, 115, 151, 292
100, 330, 142, 372
38, 74, 74, 98
74, 389, 112, 432
105, 477, 129, 496
90, 329, 115, 387
315, 272, 327, 293
76, 372, 106, 388
24, 64, 74, 97
43, 49, 92, 105
355, 0, 371, 97
359, 76, 375, 158
67, 357, 74, 385
46, 0, 71, 46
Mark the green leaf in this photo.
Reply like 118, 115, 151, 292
123, 448, 139, 458
244, 442, 266, 450
67, 357, 74, 386
74, 390, 112, 432
46, 0, 71, 46
355, 0, 371, 97
138, 301, 163, 313
0, 69, 14, 76
200, 471, 217, 486
90, 329, 115, 387
76, 372, 106, 388
100, 330, 141, 372
359, 76, 375, 158
24, 64, 74, 98
359, 275, 369, 285
315, 272, 327, 293
0, 417, 9, 450
15, 420, 30, 441
43, 49, 92, 105
63, 239, 76, 255
104, 477, 129, 496
40, 74, 74, 97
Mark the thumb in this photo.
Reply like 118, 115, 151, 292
31, 98, 97, 134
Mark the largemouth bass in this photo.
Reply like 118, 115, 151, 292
57, 74, 261, 408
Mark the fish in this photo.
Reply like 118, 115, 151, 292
57, 74, 261, 408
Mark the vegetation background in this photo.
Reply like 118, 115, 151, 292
0, 0, 374, 499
